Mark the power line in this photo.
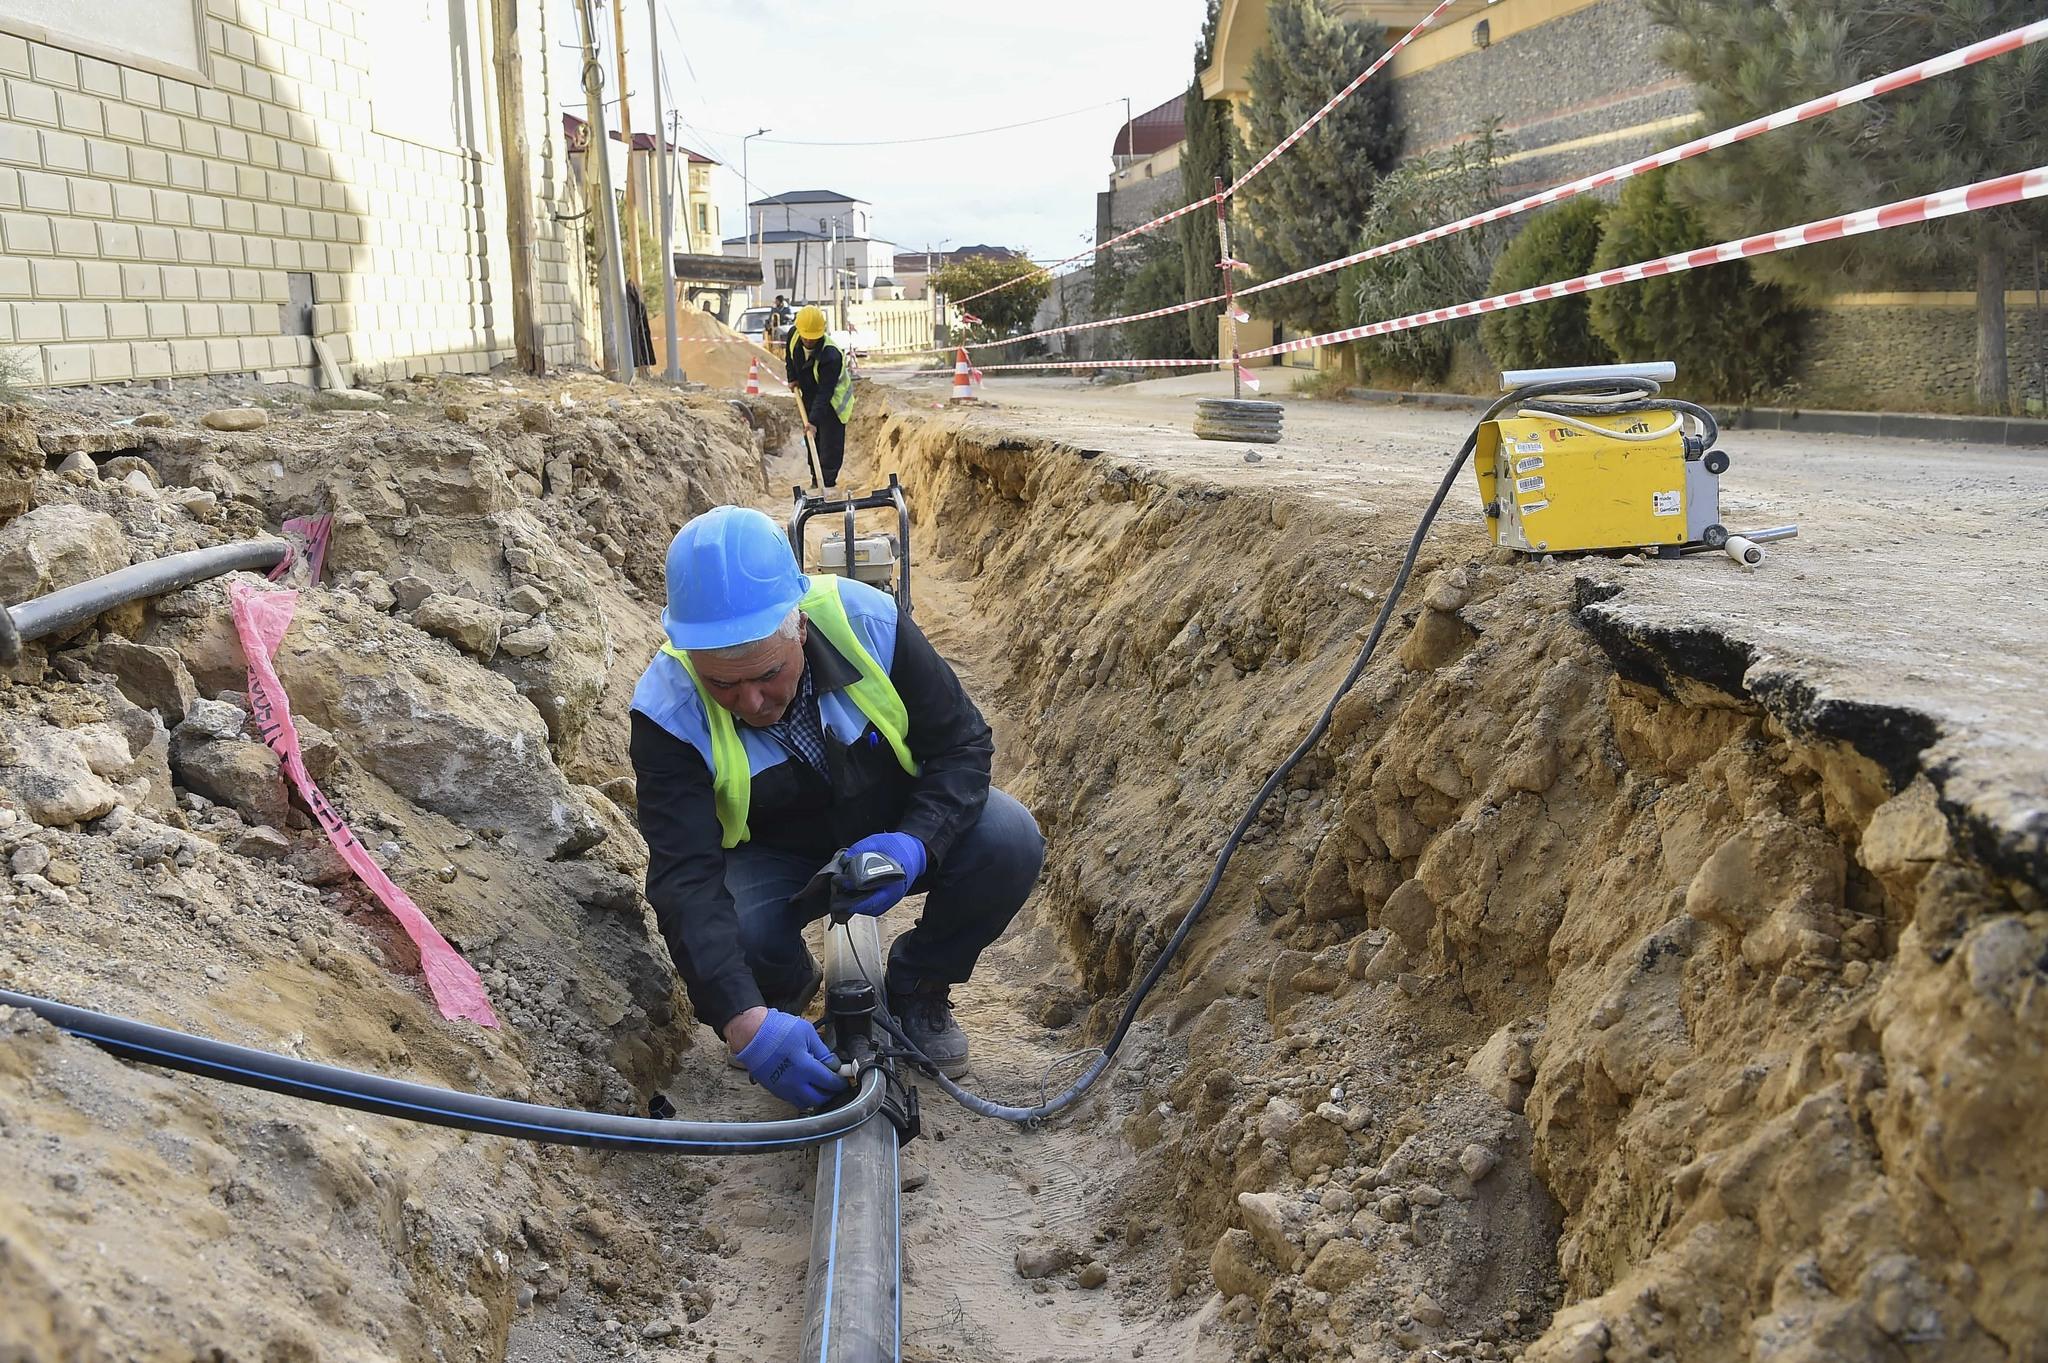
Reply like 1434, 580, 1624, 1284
698, 98, 1123, 149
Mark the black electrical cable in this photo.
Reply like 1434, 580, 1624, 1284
887, 378, 1710, 1125
0, 988, 889, 1155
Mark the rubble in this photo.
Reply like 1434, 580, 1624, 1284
416, 592, 502, 658
0, 504, 129, 603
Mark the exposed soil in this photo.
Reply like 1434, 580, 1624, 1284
1, 362, 2042, 1363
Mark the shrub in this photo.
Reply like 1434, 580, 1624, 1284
1480, 198, 1614, 371
1344, 126, 1510, 382
1587, 173, 1804, 402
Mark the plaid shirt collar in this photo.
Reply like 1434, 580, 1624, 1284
759, 663, 829, 776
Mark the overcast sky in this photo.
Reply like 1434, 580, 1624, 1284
563, 0, 1205, 263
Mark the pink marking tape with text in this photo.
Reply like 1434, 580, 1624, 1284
230, 581, 498, 1027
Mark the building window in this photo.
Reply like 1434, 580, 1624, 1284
696, 203, 708, 233
774, 259, 794, 290
0, 0, 204, 80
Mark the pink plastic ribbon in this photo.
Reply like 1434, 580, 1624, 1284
266, 514, 334, 585
230, 581, 499, 1027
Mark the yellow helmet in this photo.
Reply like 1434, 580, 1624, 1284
794, 306, 827, 341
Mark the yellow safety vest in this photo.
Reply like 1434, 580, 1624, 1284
658, 575, 915, 848
788, 333, 856, 424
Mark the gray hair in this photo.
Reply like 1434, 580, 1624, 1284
696, 607, 801, 659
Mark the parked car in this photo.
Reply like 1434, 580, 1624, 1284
736, 305, 874, 359
734, 306, 777, 348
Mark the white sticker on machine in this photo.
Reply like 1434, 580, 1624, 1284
1514, 455, 1544, 473
1516, 475, 1545, 493
1514, 438, 1544, 455
1520, 499, 1549, 514
1652, 490, 1682, 516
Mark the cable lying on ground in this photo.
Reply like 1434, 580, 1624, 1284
0, 988, 890, 1154
885, 377, 1712, 1126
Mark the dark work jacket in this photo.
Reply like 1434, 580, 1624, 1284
785, 336, 847, 430
629, 619, 993, 1031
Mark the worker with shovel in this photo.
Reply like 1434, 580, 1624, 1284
629, 507, 1043, 1106
786, 305, 852, 489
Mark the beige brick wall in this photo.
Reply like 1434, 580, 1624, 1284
0, 0, 590, 389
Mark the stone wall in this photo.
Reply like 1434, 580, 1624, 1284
1791, 301, 2048, 413
1390, 0, 1695, 195
0, 0, 587, 388
1096, 164, 1185, 242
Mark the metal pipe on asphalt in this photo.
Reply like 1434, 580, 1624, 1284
1, 539, 290, 665
799, 915, 901, 1363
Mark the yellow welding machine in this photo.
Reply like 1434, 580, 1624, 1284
1474, 409, 1726, 556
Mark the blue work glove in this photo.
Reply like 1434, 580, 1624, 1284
733, 1009, 848, 1108
839, 832, 927, 916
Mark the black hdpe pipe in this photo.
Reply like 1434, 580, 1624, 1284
0, 539, 291, 665
888, 377, 1716, 1126
0, 988, 890, 1155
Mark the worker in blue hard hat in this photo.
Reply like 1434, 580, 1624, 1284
629, 506, 1042, 1106
786, 305, 852, 488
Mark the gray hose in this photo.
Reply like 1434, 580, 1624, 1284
0, 988, 890, 1155
2, 539, 290, 663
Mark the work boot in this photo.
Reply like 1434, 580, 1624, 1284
894, 979, 969, 1079
727, 957, 822, 1069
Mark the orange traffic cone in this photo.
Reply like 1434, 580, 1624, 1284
950, 348, 978, 403
745, 358, 761, 397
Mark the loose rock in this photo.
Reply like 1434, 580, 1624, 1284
1014, 1242, 1075, 1280
86, 641, 200, 724
416, 593, 501, 658
499, 622, 555, 658
200, 407, 268, 432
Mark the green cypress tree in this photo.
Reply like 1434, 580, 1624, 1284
1480, 198, 1615, 371
1176, 0, 1232, 358
1344, 126, 1509, 380
1232, 0, 1401, 333
1586, 172, 1805, 402
1646, 0, 2048, 410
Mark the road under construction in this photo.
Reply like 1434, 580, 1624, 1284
3, 5, 2047, 1363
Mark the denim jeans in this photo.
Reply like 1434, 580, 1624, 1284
723, 787, 1044, 1004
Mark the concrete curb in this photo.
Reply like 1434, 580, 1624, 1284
1343, 387, 2048, 449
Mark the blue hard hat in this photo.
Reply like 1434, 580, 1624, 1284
660, 506, 810, 650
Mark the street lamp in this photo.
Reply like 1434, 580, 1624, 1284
924, 237, 951, 342
742, 125, 769, 261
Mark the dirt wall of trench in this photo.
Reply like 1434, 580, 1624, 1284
855, 395, 2048, 1363
0, 375, 780, 1363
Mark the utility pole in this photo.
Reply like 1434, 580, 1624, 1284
574, 0, 632, 381
742, 127, 768, 260
648, 0, 680, 382
609, 0, 642, 290
1215, 174, 1239, 399
488, 0, 542, 374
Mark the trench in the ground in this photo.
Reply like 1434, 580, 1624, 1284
515, 387, 2037, 1363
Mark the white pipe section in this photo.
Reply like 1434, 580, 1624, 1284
1500, 361, 1676, 389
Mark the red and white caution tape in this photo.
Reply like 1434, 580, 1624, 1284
1242, 166, 2048, 360
1226, 0, 1460, 198
894, 357, 1224, 376
954, 0, 1460, 308
950, 16, 2048, 350
1239, 15, 2048, 304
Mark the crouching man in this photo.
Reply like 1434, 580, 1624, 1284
629, 506, 1043, 1106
